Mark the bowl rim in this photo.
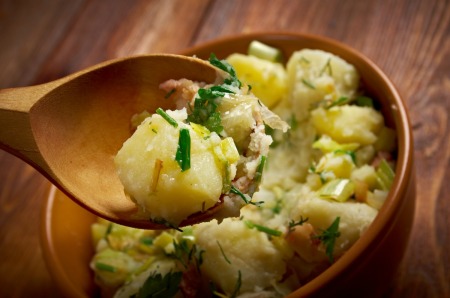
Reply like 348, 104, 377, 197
41, 186, 86, 298
40, 31, 415, 297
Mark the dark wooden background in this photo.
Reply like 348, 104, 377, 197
0, 0, 449, 297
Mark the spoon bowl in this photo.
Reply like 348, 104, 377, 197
0, 54, 224, 229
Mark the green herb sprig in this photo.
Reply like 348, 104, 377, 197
230, 185, 263, 206
133, 271, 182, 298
288, 216, 309, 231
186, 54, 242, 134
313, 216, 341, 262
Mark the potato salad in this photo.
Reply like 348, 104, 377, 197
91, 41, 397, 298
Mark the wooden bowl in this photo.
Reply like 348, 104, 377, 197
40, 32, 416, 298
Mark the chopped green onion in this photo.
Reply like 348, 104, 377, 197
95, 262, 117, 273
254, 155, 267, 183
230, 270, 242, 298
300, 56, 310, 64
326, 96, 349, 109
244, 220, 282, 237
354, 96, 374, 107
140, 236, 154, 245
320, 57, 333, 76
217, 240, 231, 264
319, 179, 355, 202
376, 159, 395, 191
248, 40, 283, 62
175, 128, 191, 172
156, 108, 178, 128
301, 78, 316, 89
164, 88, 176, 99
230, 185, 250, 204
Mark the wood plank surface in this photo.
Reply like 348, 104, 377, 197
0, 0, 448, 297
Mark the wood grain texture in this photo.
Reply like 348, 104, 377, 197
0, 0, 448, 297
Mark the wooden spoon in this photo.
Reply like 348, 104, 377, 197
0, 54, 226, 229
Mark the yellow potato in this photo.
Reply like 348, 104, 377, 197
115, 110, 226, 226
194, 219, 285, 295
227, 53, 287, 108
287, 49, 360, 120
311, 106, 384, 145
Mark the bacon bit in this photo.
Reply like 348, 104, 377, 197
150, 159, 163, 192
285, 223, 327, 263
180, 265, 202, 298
372, 151, 393, 168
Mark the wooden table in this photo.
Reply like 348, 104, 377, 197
0, 0, 448, 297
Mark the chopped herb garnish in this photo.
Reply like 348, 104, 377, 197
289, 114, 298, 130
170, 239, 191, 268
187, 54, 242, 133
271, 199, 282, 214
153, 218, 183, 232
354, 96, 374, 107
300, 56, 310, 64
217, 240, 231, 264
187, 89, 224, 134
230, 185, 250, 204
288, 216, 309, 231
320, 57, 333, 76
302, 78, 316, 89
140, 236, 154, 246
229, 186, 262, 206
244, 220, 282, 237
168, 239, 204, 273
326, 96, 348, 109
209, 53, 241, 88
254, 155, 267, 183
230, 270, 242, 298
134, 271, 182, 298
95, 262, 117, 273
175, 128, 191, 172
151, 128, 158, 134
105, 223, 113, 238
313, 217, 341, 262
156, 108, 178, 128
164, 88, 176, 99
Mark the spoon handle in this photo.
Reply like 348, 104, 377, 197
0, 83, 56, 167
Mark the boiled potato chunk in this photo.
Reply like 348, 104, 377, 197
287, 49, 360, 120
311, 106, 384, 145
289, 189, 377, 256
227, 53, 287, 108
194, 219, 285, 295
115, 109, 225, 226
